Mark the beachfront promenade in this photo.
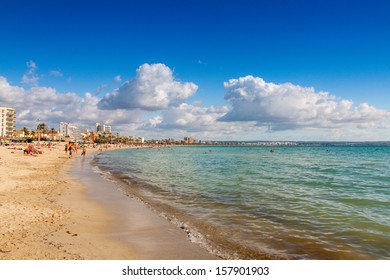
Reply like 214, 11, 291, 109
0, 143, 216, 260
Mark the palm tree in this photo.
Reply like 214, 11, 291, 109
37, 123, 47, 142
37, 123, 46, 130
51, 128, 56, 141
23, 127, 30, 139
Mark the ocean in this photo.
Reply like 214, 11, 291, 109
92, 145, 390, 259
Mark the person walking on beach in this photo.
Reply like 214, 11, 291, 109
68, 144, 73, 159
81, 146, 86, 159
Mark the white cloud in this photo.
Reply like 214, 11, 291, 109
49, 70, 64, 77
98, 63, 198, 111
21, 60, 39, 86
0, 76, 25, 104
95, 84, 109, 96
152, 103, 229, 131
220, 75, 390, 131
2, 64, 390, 141
27, 60, 37, 69
148, 116, 163, 128
0, 76, 142, 131
114, 75, 121, 82
141, 103, 257, 139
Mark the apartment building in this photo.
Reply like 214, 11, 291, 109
96, 122, 111, 133
0, 107, 15, 138
184, 137, 195, 144
60, 122, 79, 137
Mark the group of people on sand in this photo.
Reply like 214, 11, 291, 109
23, 144, 40, 156
65, 142, 86, 159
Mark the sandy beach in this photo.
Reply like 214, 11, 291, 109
0, 144, 216, 260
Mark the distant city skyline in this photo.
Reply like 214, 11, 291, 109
1, 0, 390, 141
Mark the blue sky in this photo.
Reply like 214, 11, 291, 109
1, 0, 390, 140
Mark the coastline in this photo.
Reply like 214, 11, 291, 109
0, 144, 216, 259
90, 145, 390, 260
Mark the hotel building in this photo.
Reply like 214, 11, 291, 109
96, 123, 111, 133
59, 122, 79, 137
0, 106, 15, 138
184, 137, 195, 144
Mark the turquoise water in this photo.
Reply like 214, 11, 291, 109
93, 146, 390, 259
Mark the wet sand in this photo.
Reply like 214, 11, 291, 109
71, 152, 217, 259
0, 144, 216, 259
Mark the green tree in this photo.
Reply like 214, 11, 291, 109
23, 127, 30, 138
37, 123, 47, 141
37, 123, 47, 132
51, 128, 56, 141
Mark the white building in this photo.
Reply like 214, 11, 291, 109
95, 123, 103, 133
59, 122, 70, 137
96, 122, 111, 133
59, 122, 79, 138
0, 107, 15, 138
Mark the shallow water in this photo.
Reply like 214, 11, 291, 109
93, 146, 390, 259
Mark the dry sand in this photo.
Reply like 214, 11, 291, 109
0, 144, 216, 260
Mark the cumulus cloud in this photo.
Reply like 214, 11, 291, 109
114, 75, 121, 82
21, 60, 39, 86
98, 63, 198, 111
220, 76, 390, 131
3, 63, 390, 140
0, 76, 25, 103
0, 76, 142, 130
141, 102, 257, 139
149, 103, 228, 131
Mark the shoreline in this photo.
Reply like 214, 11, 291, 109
71, 149, 217, 259
90, 146, 390, 260
0, 144, 216, 259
